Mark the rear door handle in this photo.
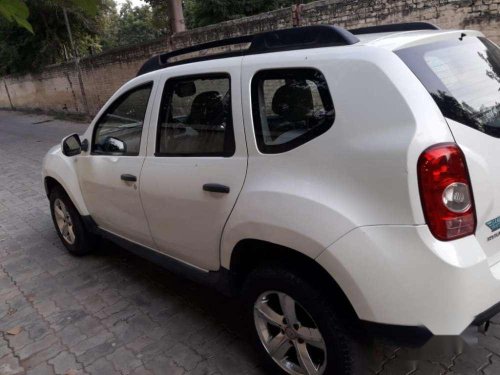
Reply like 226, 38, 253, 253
203, 183, 230, 194
121, 174, 137, 182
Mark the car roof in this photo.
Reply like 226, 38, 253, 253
356, 29, 484, 50
135, 25, 485, 79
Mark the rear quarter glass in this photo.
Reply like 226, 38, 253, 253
396, 36, 500, 137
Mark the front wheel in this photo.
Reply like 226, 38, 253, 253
243, 266, 362, 375
49, 187, 95, 255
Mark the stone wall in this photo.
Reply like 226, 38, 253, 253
1, 0, 500, 116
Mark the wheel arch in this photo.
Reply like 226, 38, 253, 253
229, 239, 359, 322
43, 142, 91, 215
43, 173, 88, 216
44, 176, 63, 197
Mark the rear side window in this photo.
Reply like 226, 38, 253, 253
397, 37, 500, 137
251, 68, 335, 153
156, 74, 235, 157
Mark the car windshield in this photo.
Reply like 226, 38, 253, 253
397, 36, 500, 137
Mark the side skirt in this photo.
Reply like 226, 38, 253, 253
82, 216, 237, 297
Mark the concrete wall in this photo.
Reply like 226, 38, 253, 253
1, 0, 500, 116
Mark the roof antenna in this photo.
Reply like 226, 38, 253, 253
459, 32, 466, 41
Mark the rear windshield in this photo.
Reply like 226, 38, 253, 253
397, 36, 500, 137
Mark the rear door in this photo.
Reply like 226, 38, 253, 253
140, 59, 247, 271
397, 34, 500, 264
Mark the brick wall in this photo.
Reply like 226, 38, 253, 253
1, 0, 500, 116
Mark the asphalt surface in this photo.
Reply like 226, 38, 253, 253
1, 109, 500, 375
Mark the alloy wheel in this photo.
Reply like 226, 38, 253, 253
54, 198, 76, 245
254, 291, 327, 375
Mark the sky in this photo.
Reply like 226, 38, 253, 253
115, 0, 146, 8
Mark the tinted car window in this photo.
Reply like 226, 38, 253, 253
93, 83, 153, 155
252, 68, 335, 154
397, 37, 500, 137
157, 75, 235, 156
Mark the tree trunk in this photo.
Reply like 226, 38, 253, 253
167, 0, 186, 33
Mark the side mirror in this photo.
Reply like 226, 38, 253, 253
103, 136, 127, 154
62, 134, 82, 157
81, 138, 89, 152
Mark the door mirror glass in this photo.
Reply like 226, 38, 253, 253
102, 136, 127, 154
62, 134, 82, 157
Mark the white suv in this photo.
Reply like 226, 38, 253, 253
42, 22, 500, 375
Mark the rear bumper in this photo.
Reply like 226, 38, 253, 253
361, 298, 500, 348
362, 321, 432, 347
317, 225, 500, 336
472, 300, 500, 326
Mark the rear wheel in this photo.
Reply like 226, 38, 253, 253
243, 266, 362, 375
49, 187, 95, 255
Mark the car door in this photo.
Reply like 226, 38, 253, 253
140, 60, 247, 271
77, 81, 156, 248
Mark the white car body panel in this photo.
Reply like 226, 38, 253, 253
74, 77, 159, 247
447, 119, 500, 266
77, 154, 154, 246
42, 28, 500, 336
221, 45, 453, 268
42, 144, 89, 216
317, 224, 498, 335
139, 57, 247, 270
359, 29, 484, 51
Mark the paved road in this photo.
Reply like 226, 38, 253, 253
0, 109, 499, 375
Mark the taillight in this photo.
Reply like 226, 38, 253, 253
417, 143, 476, 241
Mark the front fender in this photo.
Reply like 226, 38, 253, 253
42, 145, 89, 216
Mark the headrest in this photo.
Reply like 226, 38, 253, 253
189, 91, 223, 126
271, 80, 313, 122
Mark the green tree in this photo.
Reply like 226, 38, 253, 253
142, 0, 169, 32
100, 0, 164, 49
182, 0, 315, 28
0, 0, 111, 75
0, 0, 99, 32
0, 0, 31, 32
143, 0, 317, 31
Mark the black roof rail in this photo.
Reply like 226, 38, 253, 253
350, 22, 440, 35
137, 25, 359, 76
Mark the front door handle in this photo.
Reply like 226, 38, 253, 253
203, 183, 230, 194
121, 174, 137, 182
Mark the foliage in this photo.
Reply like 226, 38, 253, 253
182, 0, 316, 28
0, 0, 98, 33
0, 0, 165, 75
0, 0, 322, 76
0, 0, 107, 75
144, 0, 317, 30
101, 0, 164, 49
63, 0, 99, 15
0, 0, 31, 32
141, 0, 169, 32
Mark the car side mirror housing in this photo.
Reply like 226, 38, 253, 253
81, 138, 89, 152
62, 134, 82, 157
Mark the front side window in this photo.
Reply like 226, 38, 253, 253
251, 68, 335, 154
397, 37, 500, 137
92, 83, 153, 156
156, 74, 235, 156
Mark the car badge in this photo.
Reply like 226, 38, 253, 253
486, 217, 500, 232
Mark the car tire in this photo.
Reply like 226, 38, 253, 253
49, 187, 96, 256
243, 265, 364, 375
